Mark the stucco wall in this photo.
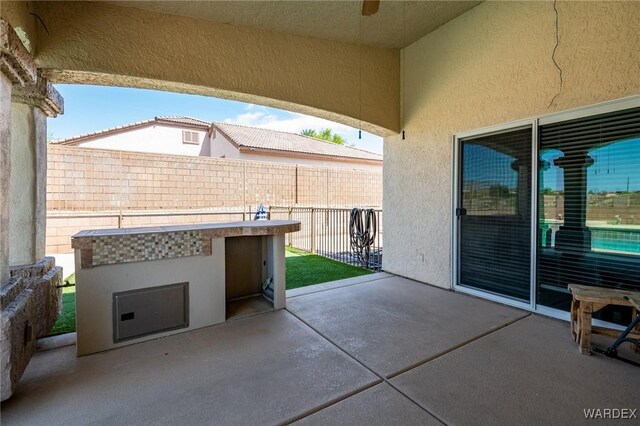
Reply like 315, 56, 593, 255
33, 108, 47, 260
209, 132, 241, 159
383, 1, 640, 288
9, 103, 36, 266
0, 2, 37, 53
76, 125, 209, 156
30, 1, 399, 136
0, 74, 11, 281
75, 238, 226, 356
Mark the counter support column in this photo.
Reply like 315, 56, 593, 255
267, 234, 286, 310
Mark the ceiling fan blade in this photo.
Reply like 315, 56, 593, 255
362, 0, 380, 16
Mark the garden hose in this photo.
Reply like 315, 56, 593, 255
349, 208, 377, 268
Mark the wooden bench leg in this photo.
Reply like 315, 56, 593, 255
570, 299, 579, 342
579, 303, 593, 355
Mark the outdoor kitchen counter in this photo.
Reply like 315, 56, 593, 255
72, 220, 300, 356
71, 220, 300, 269
71, 220, 300, 239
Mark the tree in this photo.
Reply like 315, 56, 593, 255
300, 128, 346, 145
489, 184, 511, 198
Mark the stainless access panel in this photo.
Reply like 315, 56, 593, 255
113, 282, 189, 343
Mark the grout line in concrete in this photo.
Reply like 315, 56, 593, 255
278, 379, 382, 426
386, 313, 531, 380
286, 274, 392, 299
284, 309, 447, 425
285, 309, 532, 425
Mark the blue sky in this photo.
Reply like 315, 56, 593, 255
463, 138, 640, 193
542, 138, 640, 193
47, 85, 384, 154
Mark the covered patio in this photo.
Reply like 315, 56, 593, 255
2, 274, 637, 425
2, 0, 639, 419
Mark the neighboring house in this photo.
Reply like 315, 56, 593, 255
53, 116, 383, 171
52, 116, 211, 156
209, 122, 382, 170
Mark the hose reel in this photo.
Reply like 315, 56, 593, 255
349, 208, 379, 269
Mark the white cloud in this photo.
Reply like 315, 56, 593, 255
224, 111, 279, 127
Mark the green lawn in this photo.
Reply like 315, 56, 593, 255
285, 246, 372, 290
48, 248, 372, 335
49, 274, 77, 336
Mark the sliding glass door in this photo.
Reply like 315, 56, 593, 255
537, 106, 640, 323
456, 127, 533, 302
454, 101, 640, 320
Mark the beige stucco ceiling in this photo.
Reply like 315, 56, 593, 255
105, 0, 482, 49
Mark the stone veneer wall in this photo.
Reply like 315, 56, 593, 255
1, 257, 62, 400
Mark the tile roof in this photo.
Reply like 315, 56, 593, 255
214, 122, 382, 162
51, 116, 382, 163
52, 116, 209, 145
156, 116, 210, 127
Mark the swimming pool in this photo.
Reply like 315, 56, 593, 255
540, 222, 640, 255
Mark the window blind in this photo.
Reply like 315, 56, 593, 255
537, 106, 640, 322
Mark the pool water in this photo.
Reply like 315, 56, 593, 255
540, 223, 640, 255
592, 238, 640, 254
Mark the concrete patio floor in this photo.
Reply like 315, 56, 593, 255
2, 274, 638, 425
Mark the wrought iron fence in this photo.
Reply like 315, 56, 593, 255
270, 206, 383, 271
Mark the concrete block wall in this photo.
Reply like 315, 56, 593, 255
46, 215, 120, 254
244, 162, 296, 207
47, 146, 382, 211
46, 212, 246, 254
46, 146, 382, 254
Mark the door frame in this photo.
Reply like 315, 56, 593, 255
451, 119, 538, 311
451, 95, 640, 318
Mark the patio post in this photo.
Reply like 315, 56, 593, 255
311, 208, 316, 253
0, 19, 64, 401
